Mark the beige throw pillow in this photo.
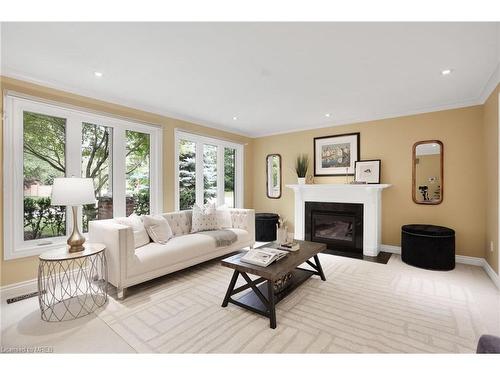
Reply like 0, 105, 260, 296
191, 203, 219, 233
143, 215, 173, 244
115, 213, 150, 248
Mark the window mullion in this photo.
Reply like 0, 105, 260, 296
195, 141, 204, 206
113, 128, 126, 217
236, 146, 244, 208
217, 146, 224, 206
66, 116, 83, 232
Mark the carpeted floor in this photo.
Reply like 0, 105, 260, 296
95, 253, 500, 353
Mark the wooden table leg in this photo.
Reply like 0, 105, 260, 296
222, 270, 239, 307
267, 280, 277, 329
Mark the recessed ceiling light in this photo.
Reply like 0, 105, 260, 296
441, 69, 452, 76
325, 113, 331, 118
232, 116, 238, 120
94, 71, 103, 77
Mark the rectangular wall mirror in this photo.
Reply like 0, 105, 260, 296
412, 140, 443, 205
266, 154, 282, 199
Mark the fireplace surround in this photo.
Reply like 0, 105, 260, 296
305, 201, 363, 253
287, 184, 391, 256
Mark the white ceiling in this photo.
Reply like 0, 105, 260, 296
1, 22, 499, 137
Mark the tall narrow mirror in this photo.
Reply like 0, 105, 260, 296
266, 154, 282, 199
413, 140, 443, 205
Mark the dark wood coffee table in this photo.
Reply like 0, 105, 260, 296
220, 240, 326, 329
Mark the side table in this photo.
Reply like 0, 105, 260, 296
38, 243, 108, 322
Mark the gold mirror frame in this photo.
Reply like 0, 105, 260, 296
412, 140, 444, 205
266, 154, 282, 199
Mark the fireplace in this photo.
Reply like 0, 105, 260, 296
305, 201, 363, 253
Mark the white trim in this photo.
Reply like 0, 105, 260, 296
381, 244, 500, 289
174, 129, 244, 210
455, 255, 485, 267
478, 61, 500, 104
0, 277, 39, 300
483, 258, 500, 290
379, 244, 401, 254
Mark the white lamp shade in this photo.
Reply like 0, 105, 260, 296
51, 177, 96, 206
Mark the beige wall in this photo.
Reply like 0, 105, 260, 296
0, 76, 254, 286
483, 84, 499, 273
252, 106, 486, 259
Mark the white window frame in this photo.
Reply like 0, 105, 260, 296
3, 93, 163, 260
174, 129, 244, 210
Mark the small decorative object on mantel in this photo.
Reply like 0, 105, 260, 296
314, 133, 360, 176
295, 154, 309, 184
355, 159, 381, 184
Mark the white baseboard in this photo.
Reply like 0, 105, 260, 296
381, 244, 500, 290
482, 258, 500, 290
380, 244, 401, 254
0, 276, 39, 300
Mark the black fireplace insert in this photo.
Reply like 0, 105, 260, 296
305, 201, 363, 253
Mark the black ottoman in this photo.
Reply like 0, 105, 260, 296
255, 213, 280, 242
401, 224, 455, 270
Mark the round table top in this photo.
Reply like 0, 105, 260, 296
39, 243, 105, 261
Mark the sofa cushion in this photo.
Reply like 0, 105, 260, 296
114, 213, 150, 248
143, 215, 173, 244
226, 228, 252, 244
191, 203, 219, 233
163, 211, 192, 236
216, 206, 233, 229
129, 233, 219, 276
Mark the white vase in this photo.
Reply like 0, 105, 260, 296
297, 177, 306, 184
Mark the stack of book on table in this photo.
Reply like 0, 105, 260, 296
241, 248, 288, 267
277, 242, 300, 251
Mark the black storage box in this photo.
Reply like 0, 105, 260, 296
255, 213, 280, 242
401, 224, 455, 271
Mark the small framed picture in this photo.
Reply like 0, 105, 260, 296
313, 132, 360, 176
355, 159, 381, 184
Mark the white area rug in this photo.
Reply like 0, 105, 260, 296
96, 254, 500, 353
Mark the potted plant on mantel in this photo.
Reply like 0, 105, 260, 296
295, 154, 309, 184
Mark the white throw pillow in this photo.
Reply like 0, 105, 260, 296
191, 203, 219, 233
143, 215, 173, 244
216, 205, 233, 229
115, 213, 150, 248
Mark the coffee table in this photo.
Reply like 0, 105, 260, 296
220, 240, 326, 329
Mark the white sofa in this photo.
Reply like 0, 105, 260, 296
89, 208, 255, 298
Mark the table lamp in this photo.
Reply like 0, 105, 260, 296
51, 177, 96, 253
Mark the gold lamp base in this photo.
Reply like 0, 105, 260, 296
67, 206, 86, 253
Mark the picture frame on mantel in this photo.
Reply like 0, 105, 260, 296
355, 159, 381, 184
313, 132, 360, 176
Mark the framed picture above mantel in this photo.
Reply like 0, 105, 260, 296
313, 132, 360, 176
355, 159, 381, 184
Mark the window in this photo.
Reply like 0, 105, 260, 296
81, 122, 113, 232
23, 111, 67, 240
175, 130, 243, 210
224, 147, 236, 208
126, 130, 150, 215
4, 94, 162, 259
178, 139, 196, 210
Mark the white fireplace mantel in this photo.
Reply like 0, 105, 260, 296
286, 184, 391, 256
